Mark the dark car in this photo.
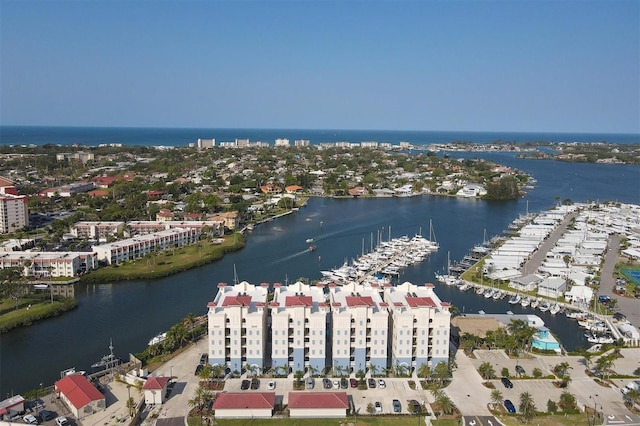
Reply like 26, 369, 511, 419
194, 364, 204, 376
501, 377, 513, 388
392, 399, 402, 413
515, 365, 525, 375
240, 379, 250, 390
250, 377, 260, 390
323, 378, 332, 389
350, 378, 358, 388
368, 378, 376, 388
38, 411, 56, 422
504, 399, 516, 413
199, 353, 208, 365
340, 377, 348, 389
409, 399, 421, 414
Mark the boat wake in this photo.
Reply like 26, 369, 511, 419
270, 249, 314, 265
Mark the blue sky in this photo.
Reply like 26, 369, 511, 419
1, 0, 638, 133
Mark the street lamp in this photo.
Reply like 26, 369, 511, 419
589, 394, 599, 426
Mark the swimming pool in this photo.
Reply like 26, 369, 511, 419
620, 268, 640, 287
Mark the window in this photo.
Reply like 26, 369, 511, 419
436, 329, 440, 335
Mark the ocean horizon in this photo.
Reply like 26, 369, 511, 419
1, 125, 638, 147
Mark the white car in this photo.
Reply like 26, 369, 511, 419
267, 380, 276, 390
55, 417, 69, 426
23, 415, 38, 425
374, 401, 382, 413
378, 379, 386, 389
332, 380, 340, 389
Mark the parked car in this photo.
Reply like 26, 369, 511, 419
23, 415, 39, 425
240, 379, 250, 390
332, 380, 340, 389
38, 410, 55, 422
323, 378, 332, 389
378, 379, 386, 389
501, 377, 513, 388
267, 380, 276, 390
55, 417, 69, 426
250, 378, 260, 390
374, 401, 382, 413
504, 399, 516, 413
350, 378, 358, 388
305, 377, 315, 389
392, 399, 402, 413
199, 353, 208, 365
515, 365, 525, 375
340, 377, 348, 389
194, 364, 204, 376
368, 378, 376, 388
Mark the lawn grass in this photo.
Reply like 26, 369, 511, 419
80, 234, 245, 283
0, 296, 76, 332
495, 413, 594, 426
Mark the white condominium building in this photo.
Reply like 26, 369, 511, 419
270, 281, 329, 375
384, 282, 451, 371
207, 281, 269, 374
329, 282, 389, 375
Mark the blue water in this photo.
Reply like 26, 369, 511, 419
0, 126, 639, 397
1, 125, 638, 147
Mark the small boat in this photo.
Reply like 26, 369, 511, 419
520, 296, 530, 307
305, 238, 314, 244
308, 245, 316, 252
538, 301, 550, 312
508, 294, 522, 304
549, 303, 561, 315
475, 286, 485, 295
148, 332, 167, 346
484, 288, 495, 299
530, 298, 539, 309
91, 340, 120, 370
492, 290, 503, 300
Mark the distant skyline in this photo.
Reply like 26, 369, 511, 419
1, 1, 638, 134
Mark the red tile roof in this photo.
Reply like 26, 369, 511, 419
345, 296, 374, 307
0, 177, 15, 187
213, 392, 275, 410
288, 392, 349, 409
54, 375, 104, 409
221, 295, 252, 307
142, 376, 170, 390
405, 296, 436, 308
285, 295, 313, 307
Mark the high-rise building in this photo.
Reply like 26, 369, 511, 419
207, 281, 269, 373
270, 281, 329, 375
329, 282, 389, 375
384, 282, 451, 371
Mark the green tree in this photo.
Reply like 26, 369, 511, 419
547, 399, 558, 414
436, 392, 454, 415
490, 389, 503, 408
558, 391, 576, 412
433, 361, 451, 385
532, 367, 543, 378
478, 362, 496, 380
0, 267, 27, 310
518, 391, 537, 423
501, 367, 510, 378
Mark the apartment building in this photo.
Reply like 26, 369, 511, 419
70, 221, 125, 241
0, 179, 28, 234
270, 282, 329, 375
329, 282, 389, 375
0, 251, 98, 277
384, 282, 451, 371
207, 281, 269, 374
92, 227, 199, 265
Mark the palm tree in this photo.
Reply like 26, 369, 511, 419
369, 364, 379, 378
625, 388, 640, 408
183, 313, 198, 340
433, 361, 451, 385
518, 391, 536, 423
553, 362, 572, 378
417, 363, 431, 380
490, 389, 503, 409
595, 354, 615, 381
478, 362, 496, 380
436, 392, 454, 415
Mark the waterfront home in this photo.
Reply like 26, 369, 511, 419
537, 277, 567, 299
508, 274, 543, 292
456, 183, 487, 198
564, 285, 593, 309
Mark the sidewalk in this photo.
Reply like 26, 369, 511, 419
445, 350, 491, 415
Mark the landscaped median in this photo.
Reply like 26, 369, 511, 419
79, 234, 246, 284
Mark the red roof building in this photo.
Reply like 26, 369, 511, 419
54, 374, 106, 419
142, 376, 171, 405
212, 392, 275, 418
288, 392, 349, 418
